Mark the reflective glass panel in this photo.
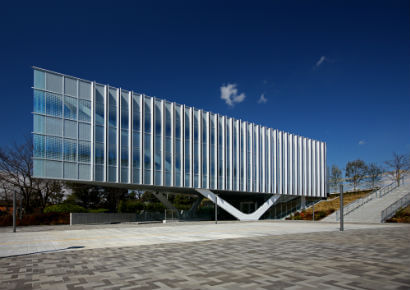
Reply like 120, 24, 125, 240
34, 70, 45, 90
144, 97, 152, 133
95, 143, 104, 164
95, 84, 105, 104
95, 125, 104, 143
78, 81, 91, 100
109, 106, 117, 128
96, 103, 104, 126
109, 88, 117, 106
33, 115, 45, 134
78, 100, 91, 122
64, 96, 77, 120
34, 90, 46, 114
64, 77, 77, 97
46, 93, 63, 117
132, 94, 141, 131
165, 102, 171, 137
63, 140, 77, 162
46, 136, 62, 160
33, 134, 45, 158
46, 72, 62, 93
78, 141, 91, 163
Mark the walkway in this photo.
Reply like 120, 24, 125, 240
1, 223, 409, 289
0, 220, 404, 258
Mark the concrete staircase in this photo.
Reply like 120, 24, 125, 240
323, 183, 410, 223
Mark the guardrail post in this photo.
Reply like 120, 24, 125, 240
340, 184, 344, 232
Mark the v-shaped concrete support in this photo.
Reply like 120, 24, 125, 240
196, 189, 281, 221
152, 191, 180, 217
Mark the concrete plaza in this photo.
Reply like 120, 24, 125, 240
0, 221, 409, 289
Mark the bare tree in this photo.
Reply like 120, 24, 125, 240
0, 137, 63, 214
385, 152, 409, 186
0, 138, 37, 213
345, 159, 367, 191
366, 163, 383, 189
0, 177, 13, 212
328, 165, 343, 191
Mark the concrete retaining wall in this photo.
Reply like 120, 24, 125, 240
70, 213, 137, 225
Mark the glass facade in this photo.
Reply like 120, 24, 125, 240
32, 67, 327, 197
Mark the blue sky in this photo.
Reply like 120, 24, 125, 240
0, 0, 409, 172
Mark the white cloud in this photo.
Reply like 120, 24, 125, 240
358, 140, 366, 145
257, 94, 268, 104
220, 83, 246, 107
315, 56, 327, 67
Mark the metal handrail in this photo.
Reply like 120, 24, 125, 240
336, 176, 404, 221
381, 193, 410, 222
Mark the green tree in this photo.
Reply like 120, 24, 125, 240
65, 183, 103, 209
101, 187, 128, 212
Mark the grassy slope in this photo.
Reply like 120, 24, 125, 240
387, 205, 410, 223
288, 189, 373, 221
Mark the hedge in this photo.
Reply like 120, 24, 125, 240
44, 204, 88, 213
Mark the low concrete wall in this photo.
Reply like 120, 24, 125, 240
70, 213, 137, 225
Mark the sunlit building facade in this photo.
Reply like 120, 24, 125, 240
32, 67, 327, 219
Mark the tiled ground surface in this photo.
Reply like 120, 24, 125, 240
0, 221, 398, 257
1, 226, 409, 290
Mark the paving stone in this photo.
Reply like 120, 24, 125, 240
0, 226, 410, 289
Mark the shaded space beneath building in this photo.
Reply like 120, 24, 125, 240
1, 226, 409, 289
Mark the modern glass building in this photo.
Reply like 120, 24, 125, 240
32, 67, 327, 220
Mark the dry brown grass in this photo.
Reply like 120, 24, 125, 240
304, 189, 373, 214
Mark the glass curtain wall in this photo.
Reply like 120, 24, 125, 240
144, 96, 152, 184
210, 114, 216, 189
193, 109, 199, 187
184, 107, 191, 187
132, 93, 141, 184
201, 112, 208, 188
33, 68, 327, 197
174, 105, 182, 186
120, 90, 129, 183
154, 100, 162, 186
94, 84, 105, 181
108, 88, 117, 182
32, 70, 91, 180
164, 102, 172, 186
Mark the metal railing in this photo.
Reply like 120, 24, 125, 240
381, 193, 410, 222
336, 176, 404, 221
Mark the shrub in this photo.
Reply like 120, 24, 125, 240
0, 213, 69, 226
119, 200, 145, 213
44, 204, 87, 213
88, 208, 109, 213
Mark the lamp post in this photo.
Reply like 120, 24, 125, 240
13, 190, 16, 233
340, 184, 344, 231
215, 194, 218, 224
